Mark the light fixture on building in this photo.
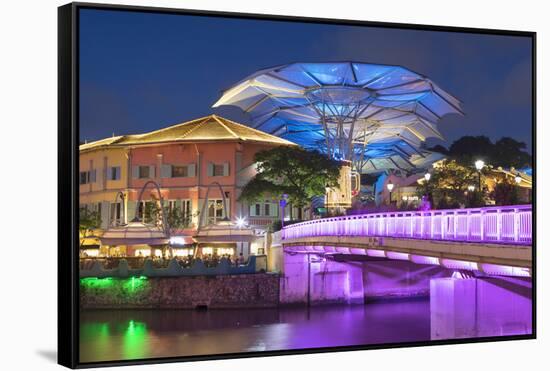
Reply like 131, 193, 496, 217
467, 185, 475, 192
515, 176, 522, 184
235, 216, 247, 229
475, 159, 485, 171
424, 173, 431, 182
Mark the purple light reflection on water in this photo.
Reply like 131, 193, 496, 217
80, 302, 432, 363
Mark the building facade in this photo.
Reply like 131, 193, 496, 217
79, 115, 296, 258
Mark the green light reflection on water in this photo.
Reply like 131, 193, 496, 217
122, 320, 149, 360
80, 322, 111, 358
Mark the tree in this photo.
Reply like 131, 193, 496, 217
417, 159, 484, 209
448, 135, 532, 168
448, 136, 494, 166
144, 201, 193, 258
492, 178, 520, 206
79, 207, 100, 247
239, 147, 341, 220
493, 137, 531, 168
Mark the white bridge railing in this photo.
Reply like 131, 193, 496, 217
282, 205, 532, 245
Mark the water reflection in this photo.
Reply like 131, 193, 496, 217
80, 300, 431, 363
80, 282, 533, 365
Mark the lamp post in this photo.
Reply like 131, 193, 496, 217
475, 160, 485, 192
279, 194, 289, 229
387, 183, 394, 205
424, 172, 431, 203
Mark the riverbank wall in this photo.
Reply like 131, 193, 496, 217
80, 273, 280, 309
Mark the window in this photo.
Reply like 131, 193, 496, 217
79, 170, 96, 184
79, 171, 88, 185
207, 199, 225, 224
137, 201, 159, 224
255, 204, 261, 216
110, 202, 122, 225
167, 199, 192, 227
264, 203, 271, 216
108, 166, 121, 180
213, 164, 224, 176
172, 165, 188, 178
138, 166, 150, 179
208, 162, 229, 177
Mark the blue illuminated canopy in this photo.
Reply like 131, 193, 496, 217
213, 62, 463, 172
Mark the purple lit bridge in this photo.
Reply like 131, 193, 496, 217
275, 205, 533, 337
280, 205, 533, 277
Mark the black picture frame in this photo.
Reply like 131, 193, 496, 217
58, 2, 536, 368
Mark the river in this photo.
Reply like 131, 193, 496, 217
80, 299, 432, 363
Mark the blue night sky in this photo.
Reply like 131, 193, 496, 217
79, 8, 533, 152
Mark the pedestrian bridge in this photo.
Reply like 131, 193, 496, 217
280, 205, 533, 277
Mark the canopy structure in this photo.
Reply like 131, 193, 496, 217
99, 221, 169, 246
195, 220, 256, 243
213, 62, 463, 172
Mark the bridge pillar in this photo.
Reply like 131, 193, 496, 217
430, 276, 532, 340
280, 252, 364, 305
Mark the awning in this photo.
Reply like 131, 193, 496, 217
195, 220, 256, 243
99, 221, 169, 246
168, 235, 195, 246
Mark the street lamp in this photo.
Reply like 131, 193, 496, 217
424, 172, 432, 202
279, 194, 289, 229
474, 160, 485, 192
387, 183, 394, 204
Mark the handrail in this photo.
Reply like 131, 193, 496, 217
282, 204, 532, 244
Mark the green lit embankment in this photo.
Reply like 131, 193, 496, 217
80, 274, 279, 309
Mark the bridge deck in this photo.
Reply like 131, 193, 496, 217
283, 205, 532, 245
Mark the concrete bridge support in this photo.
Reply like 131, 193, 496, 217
430, 276, 532, 339
280, 252, 364, 305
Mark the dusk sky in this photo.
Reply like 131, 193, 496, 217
79, 8, 533, 152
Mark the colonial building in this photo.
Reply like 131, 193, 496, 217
79, 115, 296, 258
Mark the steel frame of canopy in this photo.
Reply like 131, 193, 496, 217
213, 62, 463, 173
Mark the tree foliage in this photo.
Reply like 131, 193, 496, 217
447, 135, 531, 168
79, 207, 100, 246
239, 146, 342, 212
491, 178, 520, 206
417, 159, 486, 209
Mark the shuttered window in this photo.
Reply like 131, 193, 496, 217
108, 166, 121, 180
79, 171, 88, 185
162, 164, 196, 178
79, 170, 97, 184
133, 165, 155, 179
208, 162, 230, 177
172, 165, 188, 177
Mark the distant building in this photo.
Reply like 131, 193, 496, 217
79, 115, 296, 258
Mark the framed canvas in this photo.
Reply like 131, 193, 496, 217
58, 2, 536, 368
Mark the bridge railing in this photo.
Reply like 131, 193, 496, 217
282, 205, 532, 244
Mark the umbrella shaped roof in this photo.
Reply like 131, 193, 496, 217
213, 62, 462, 170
